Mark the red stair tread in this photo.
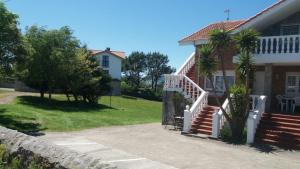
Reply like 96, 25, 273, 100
256, 112, 300, 149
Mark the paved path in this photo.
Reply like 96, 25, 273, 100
0, 89, 35, 104
41, 132, 176, 169
41, 123, 300, 169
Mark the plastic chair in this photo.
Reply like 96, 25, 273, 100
276, 95, 286, 112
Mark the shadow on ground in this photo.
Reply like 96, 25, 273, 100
0, 108, 46, 136
17, 96, 116, 112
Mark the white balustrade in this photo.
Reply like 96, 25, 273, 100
212, 98, 229, 138
247, 95, 267, 144
256, 35, 300, 55
211, 95, 267, 140
175, 52, 195, 75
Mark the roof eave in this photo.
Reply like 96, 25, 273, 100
179, 39, 208, 46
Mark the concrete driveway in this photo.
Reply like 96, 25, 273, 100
41, 123, 300, 169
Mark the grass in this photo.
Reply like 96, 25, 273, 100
0, 94, 162, 133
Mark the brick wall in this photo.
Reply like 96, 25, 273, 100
194, 45, 237, 89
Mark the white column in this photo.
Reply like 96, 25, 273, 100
183, 105, 192, 133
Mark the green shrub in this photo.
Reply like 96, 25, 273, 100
121, 81, 162, 101
220, 122, 247, 144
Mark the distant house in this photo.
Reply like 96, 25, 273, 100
90, 48, 125, 95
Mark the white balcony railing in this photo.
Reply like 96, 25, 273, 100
256, 35, 300, 55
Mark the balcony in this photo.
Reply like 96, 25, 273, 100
253, 35, 300, 64
233, 35, 300, 64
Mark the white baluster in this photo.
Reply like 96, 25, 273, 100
293, 36, 296, 53
260, 38, 263, 54
270, 38, 273, 54
276, 37, 280, 53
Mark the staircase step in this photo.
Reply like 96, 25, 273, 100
195, 117, 212, 123
259, 125, 300, 134
260, 119, 300, 128
197, 129, 212, 135
198, 125, 212, 131
192, 121, 212, 126
267, 113, 300, 120
256, 133, 300, 142
261, 116, 300, 124
256, 128, 300, 137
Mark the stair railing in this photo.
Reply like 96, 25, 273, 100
175, 52, 195, 75
164, 74, 207, 133
211, 95, 267, 140
247, 95, 267, 144
212, 98, 230, 138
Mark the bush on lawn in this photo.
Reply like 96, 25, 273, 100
121, 81, 162, 101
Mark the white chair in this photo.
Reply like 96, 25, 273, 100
276, 95, 287, 112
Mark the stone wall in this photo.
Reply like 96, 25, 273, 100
0, 126, 117, 169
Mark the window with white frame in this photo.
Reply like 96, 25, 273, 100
204, 71, 235, 93
280, 24, 300, 35
286, 72, 300, 95
102, 55, 109, 68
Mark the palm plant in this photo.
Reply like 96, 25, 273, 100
199, 28, 259, 141
208, 29, 235, 129
198, 45, 224, 111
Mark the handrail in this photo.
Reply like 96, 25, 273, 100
190, 91, 208, 121
212, 95, 267, 139
164, 74, 205, 102
247, 95, 267, 144
175, 52, 195, 75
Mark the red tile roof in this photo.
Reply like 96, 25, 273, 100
179, 0, 287, 44
90, 50, 125, 59
179, 20, 246, 43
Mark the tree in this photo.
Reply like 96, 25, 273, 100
0, 2, 23, 78
68, 48, 112, 104
199, 28, 259, 141
20, 26, 80, 98
123, 51, 146, 89
146, 52, 175, 92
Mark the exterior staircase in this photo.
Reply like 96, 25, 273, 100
186, 64, 196, 82
190, 106, 219, 135
255, 113, 300, 149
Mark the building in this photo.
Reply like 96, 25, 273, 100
90, 48, 125, 95
163, 0, 300, 148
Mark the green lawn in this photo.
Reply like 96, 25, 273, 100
0, 95, 162, 133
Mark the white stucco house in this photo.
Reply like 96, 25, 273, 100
90, 48, 125, 95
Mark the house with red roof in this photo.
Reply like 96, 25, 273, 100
163, 0, 300, 148
90, 48, 125, 95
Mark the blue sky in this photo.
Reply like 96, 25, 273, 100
5, 0, 277, 69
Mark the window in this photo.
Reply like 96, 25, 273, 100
286, 73, 300, 95
281, 24, 300, 35
102, 55, 109, 68
204, 72, 235, 93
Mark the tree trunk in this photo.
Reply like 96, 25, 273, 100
229, 117, 246, 142
40, 91, 44, 98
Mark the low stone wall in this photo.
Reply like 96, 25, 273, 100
0, 127, 117, 169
